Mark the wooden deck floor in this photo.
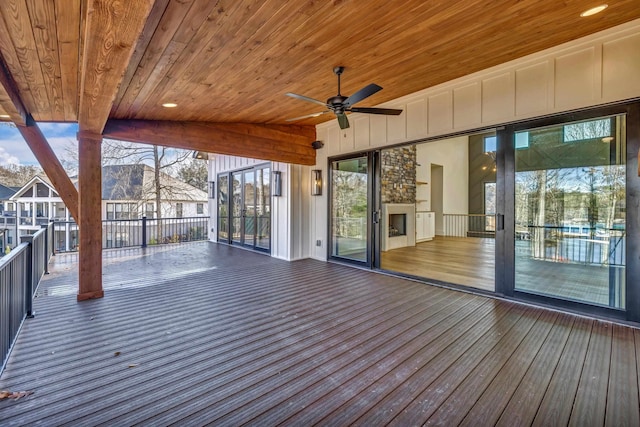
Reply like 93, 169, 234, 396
1, 242, 639, 425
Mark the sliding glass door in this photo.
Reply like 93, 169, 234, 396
502, 103, 640, 320
329, 154, 374, 266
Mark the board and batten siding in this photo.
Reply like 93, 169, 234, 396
209, 157, 311, 261
309, 19, 640, 261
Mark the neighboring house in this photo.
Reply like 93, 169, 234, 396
0, 183, 17, 251
102, 164, 208, 220
0, 165, 208, 251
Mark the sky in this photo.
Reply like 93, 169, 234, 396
0, 122, 78, 166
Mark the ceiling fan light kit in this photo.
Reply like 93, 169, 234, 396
286, 66, 403, 130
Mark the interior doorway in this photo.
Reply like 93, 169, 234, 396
431, 164, 443, 235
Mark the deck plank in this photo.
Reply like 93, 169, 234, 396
605, 324, 640, 427
495, 313, 575, 426
354, 304, 530, 426
457, 309, 559, 426
314, 299, 504, 426
569, 321, 613, 426
0, 243, 638, 425
532, 316, 594, 426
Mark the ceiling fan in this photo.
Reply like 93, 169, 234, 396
285, 66, 402, 130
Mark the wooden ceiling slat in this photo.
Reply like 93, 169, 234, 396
0, 0, 638, 126
103, 119, 316, 165
26, 0, 65, 121
78, 0, 155, 134
160, 1, 333, 121
55, 0, 81, 121
126, 0, 243, 116
115, 0, 196, 117
110, 0, 170, 117
0, 0, 52, 119
127, 0, 265, 119
0, 10, 38, 118
0, 70, 26, 124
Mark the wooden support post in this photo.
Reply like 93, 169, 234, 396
77, 132, 103, 301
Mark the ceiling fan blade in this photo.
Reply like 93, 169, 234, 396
285, 111, 330, 122
343, 83, 382, 107
336, 113, 350, 130
350, 107, 403, 116
285, 92, 327, 107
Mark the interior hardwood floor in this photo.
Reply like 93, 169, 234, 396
380, 236, 619, 307
381, 236, 496, 291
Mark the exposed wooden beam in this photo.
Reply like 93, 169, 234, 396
78, 0, 155, 134
0, 55, 27, 125
77, 132, 103, 301
102, 120, 317, 166
17, 116, 79, 222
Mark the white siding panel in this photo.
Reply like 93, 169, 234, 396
515, 62, 549, 116
602, 33, 640, 100
354, 116, 371, 150
370, 114, 387, 147
387, 108, 407, 143
481, 72, 513, 123
453, 83, 481, 128
406, 98, 427, 139
327, 126, 341, 156
428, 91, 453, 134
339, 125, 355, 153
555, 47, 596, 108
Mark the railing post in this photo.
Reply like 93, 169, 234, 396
20, 235, 34, 318
141, 216, 147, 248
41, 224, 49, 274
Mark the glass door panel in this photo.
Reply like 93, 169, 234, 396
331, 156, 369, 264
217, 174, 229, 242
514, 115, 626, 308
256, 167, 271, 250
231, 171, 242, 244
377, 134, 496, 292
243, 170, 256, 247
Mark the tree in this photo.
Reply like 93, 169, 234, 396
65, 139, 201, 219
176, 157, 208, 192
0, 164, 42, 187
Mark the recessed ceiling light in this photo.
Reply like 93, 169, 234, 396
580, 4, 608, 17
162, 102, 178, 108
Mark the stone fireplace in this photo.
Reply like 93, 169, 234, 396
382, 203, 416, 251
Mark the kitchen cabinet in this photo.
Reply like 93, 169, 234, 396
416, 211, 435, 242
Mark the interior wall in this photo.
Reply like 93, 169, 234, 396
416, 136, 469, 215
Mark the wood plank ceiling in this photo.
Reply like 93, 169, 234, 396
0, 0, 639, 162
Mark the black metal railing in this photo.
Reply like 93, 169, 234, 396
53, 216, 209, 252
516, 225, 625, 267
443, 214, 496, 238
0, 222, 54, 374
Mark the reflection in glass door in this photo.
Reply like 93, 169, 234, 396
243, 169, 256, 247
231, 171, 243, 245
217, 174, 229, 241
513, 114, 626, 308
255, 167, 271, 251
330, 155, 370, 265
